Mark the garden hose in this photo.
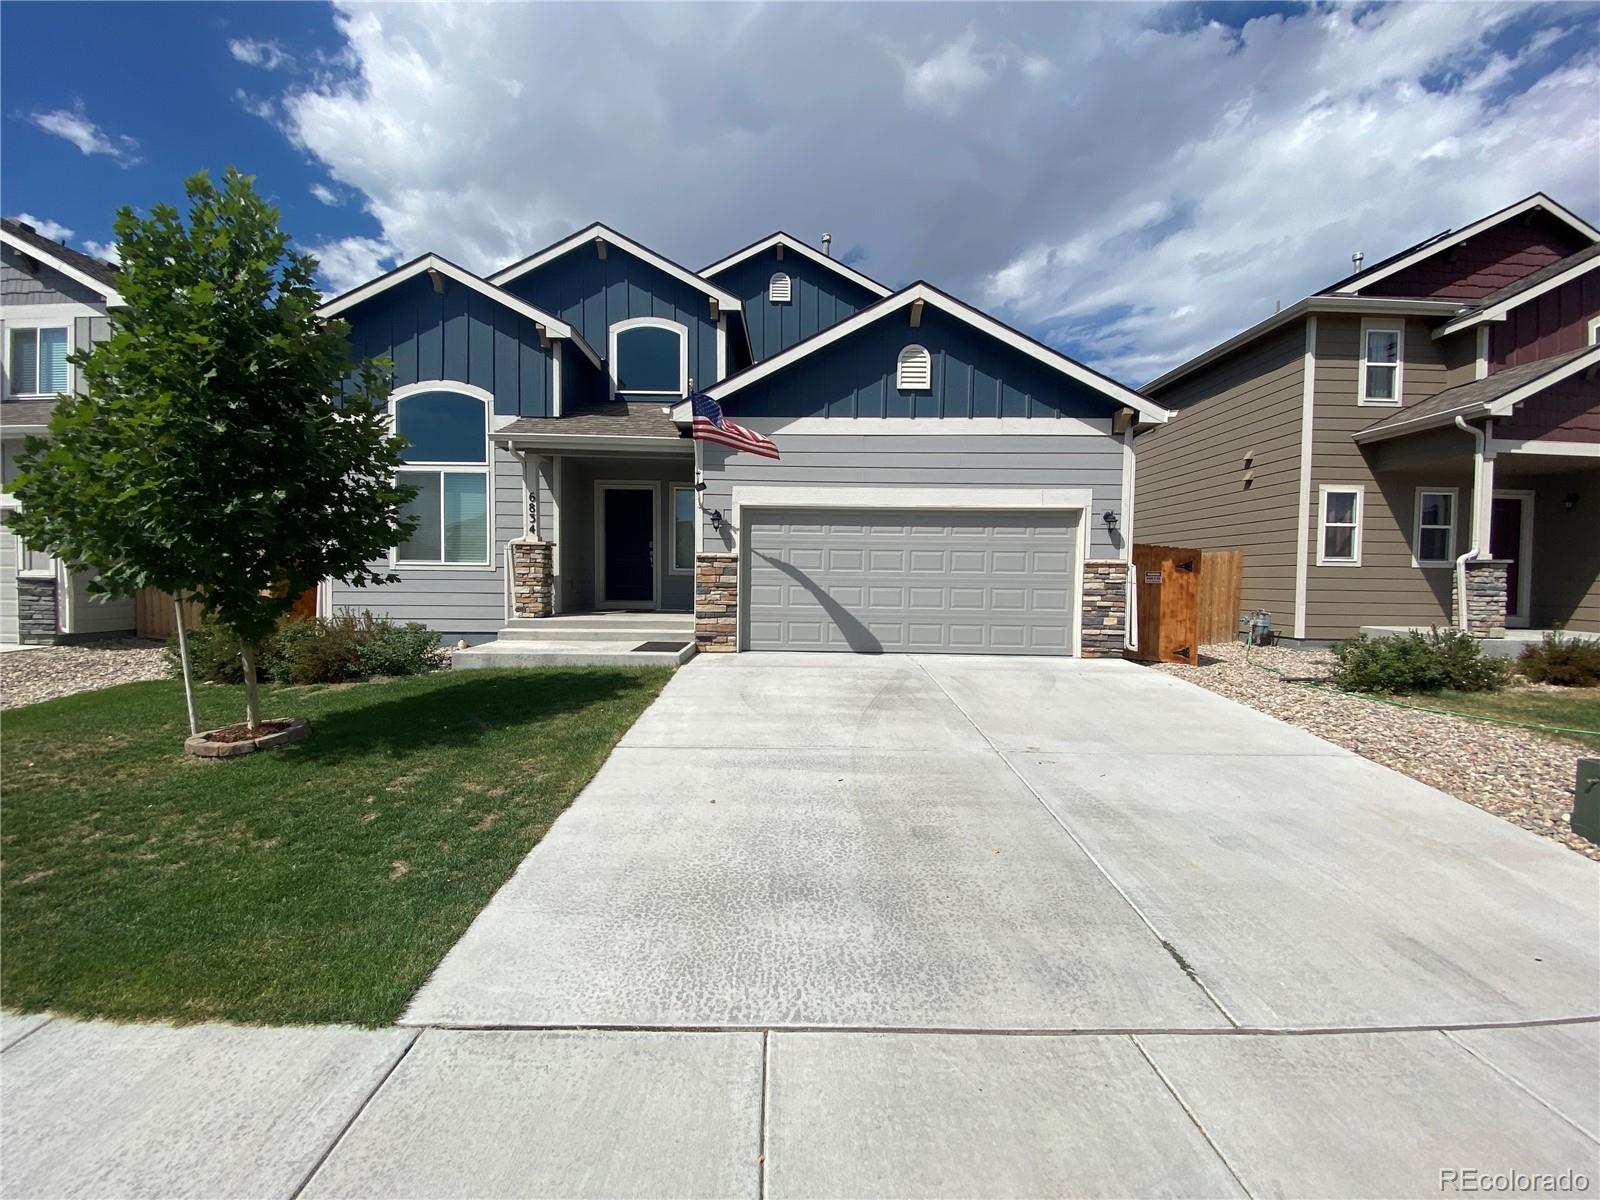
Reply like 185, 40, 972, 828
1240, 633, 1600, 740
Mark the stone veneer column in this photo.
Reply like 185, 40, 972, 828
1452, 558, 1509, 638
17, 577, 58, 644
694, 552, 738, 652
508, 540, 554, 619
1079, 560, 1128, 658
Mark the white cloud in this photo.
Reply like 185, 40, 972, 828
82, 240, 121, 265
309, 235, 399, 295
269, 2, 1600, 381
233, 88, 277, 123
229, 37, 291, 71
27, 103, 141, 167
309, 182, 342, 206
14, 213, 74, 242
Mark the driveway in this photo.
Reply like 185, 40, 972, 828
7, 654, 1597, 1198
407, 653, 1597, 1032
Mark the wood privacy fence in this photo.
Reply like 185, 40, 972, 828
1128, 545, 1243, 665
134, 589, 204, 640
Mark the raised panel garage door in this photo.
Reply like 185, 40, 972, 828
744, 508, 1080, 655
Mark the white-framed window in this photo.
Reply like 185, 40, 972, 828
1358, 320, 1403, 406
1412, 487, 1457, 567
6, 323, 71, 398
670, 484, 696, 573
1587, 314, 1599, 345
768, 272, 791, 304
0, 509, 54, 577
391, 388, 491, 567
610, 317, 688, 397
896, 344, 931, 392
1317, 484, 1363, 566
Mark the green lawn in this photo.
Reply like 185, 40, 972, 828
1, 667, 671, 1027
1398, 686, 1600, 751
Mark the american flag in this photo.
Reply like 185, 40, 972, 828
690, 392, 780, 460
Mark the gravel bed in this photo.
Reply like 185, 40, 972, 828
1153, 641, 1599, 862
0, 640, 170, 710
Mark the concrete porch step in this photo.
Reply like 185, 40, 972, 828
496, 613, 694, 643
453, 639, 696, 670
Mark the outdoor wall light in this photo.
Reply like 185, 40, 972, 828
1102, 510, 1119, 527
710, 509, 724, 532
1564, 492, 1580, 511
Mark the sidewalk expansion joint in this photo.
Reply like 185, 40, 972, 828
290, 1027, 421, 1199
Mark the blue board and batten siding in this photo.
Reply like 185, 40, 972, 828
340, 274, 554, 417
702, 309, 1130, 559
501, 249, 723, 386
726, 309, 1116, 420
708, 252, 880, 362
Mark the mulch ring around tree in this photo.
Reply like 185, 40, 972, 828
184, 718, 310, 759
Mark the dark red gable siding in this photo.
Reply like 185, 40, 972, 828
1361, 211, 1589, 300
1491, 269, 1600, 370
1494, 376, 1600, 444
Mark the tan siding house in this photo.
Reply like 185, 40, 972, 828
1140, 193, 1600, 647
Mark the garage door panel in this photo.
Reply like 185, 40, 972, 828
745, 507, 1080, 656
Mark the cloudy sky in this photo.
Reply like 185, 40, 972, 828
3, 1, 1597, 382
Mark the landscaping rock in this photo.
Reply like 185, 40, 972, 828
0, 640, 168, 710
1154, 642, 1600, 862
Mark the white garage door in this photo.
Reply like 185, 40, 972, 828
744, 508, 1080, 655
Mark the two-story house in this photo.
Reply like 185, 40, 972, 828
0, 217, 136, 644
1137, 193, 1599, 647
318, 225, 1169, 659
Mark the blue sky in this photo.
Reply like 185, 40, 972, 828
4, 1, 1597, 382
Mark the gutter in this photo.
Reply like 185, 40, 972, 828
1453, 415, 1485, 630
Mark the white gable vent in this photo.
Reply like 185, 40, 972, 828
769, 272, 792, 303
896, 344, 932, 392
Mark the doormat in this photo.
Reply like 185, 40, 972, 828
633, 641, 689, 652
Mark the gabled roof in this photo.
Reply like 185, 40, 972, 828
1327, 193, 1600, 297
695, 281, 1170, 425
701, 232, 892, 298
316, 252, 600, 369
1353, 345, 1600, 443
1432, 243, 1600, 338
489, 222, 742, 311
1, 217, 123, 305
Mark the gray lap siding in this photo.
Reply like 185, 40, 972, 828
700, 434, 1125, 559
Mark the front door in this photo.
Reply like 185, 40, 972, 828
1489, 492, 1532, 627
600, 486, 655, 608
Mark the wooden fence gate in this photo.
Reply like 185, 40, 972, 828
1128, 546, 1244, 664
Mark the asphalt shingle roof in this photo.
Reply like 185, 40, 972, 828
1358, 345, 1598, 437
2, 217, 120, 290
499, 400, 684, 440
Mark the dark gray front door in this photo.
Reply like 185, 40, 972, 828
602, 487, 654, 606
744, 508, 1080, 655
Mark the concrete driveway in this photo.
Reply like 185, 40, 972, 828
8, 654, 1597, 1198
407, 653, 1597, 1033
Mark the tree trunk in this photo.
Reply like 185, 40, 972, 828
239, 636, 262, 731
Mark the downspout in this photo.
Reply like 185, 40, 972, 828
1453, 415, 1483, 630
1122, 422, 1138, 652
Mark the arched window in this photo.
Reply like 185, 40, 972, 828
611, 318, 687, 396
392, 388, 490, 566
768, 272, 792, 304
896, 344, 932, 392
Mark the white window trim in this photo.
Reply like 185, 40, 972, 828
896, 344, 931, 393
1588, 315, 1600, 345
1411, 486, 1458, 568
669, 483, 697, 574
1316, 484, 1364, 567
4, 319, 74, 402
389, 384, 495, 570
768, 272, 791, 304
609, 317, 688, 398
1357, 320, 1403, 407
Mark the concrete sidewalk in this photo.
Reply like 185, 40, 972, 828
3, 1014, 1596, 1198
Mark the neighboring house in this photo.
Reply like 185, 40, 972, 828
320, 225, 1169, 655
1138, 193, 1599, 646
0, 217, 135, 645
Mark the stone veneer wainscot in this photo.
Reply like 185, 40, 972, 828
1079, 560, 1128, 658
694, 552, 738, 652
508, 540, 554, 619
1453, 557, 1509, 638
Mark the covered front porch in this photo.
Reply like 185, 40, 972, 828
1358, 360, 1599, 638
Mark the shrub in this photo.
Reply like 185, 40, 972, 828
1332, 628, 1504, 695
172, 611, 442, 685
1518, 630, 1600, 687
356, 614, 445, 677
